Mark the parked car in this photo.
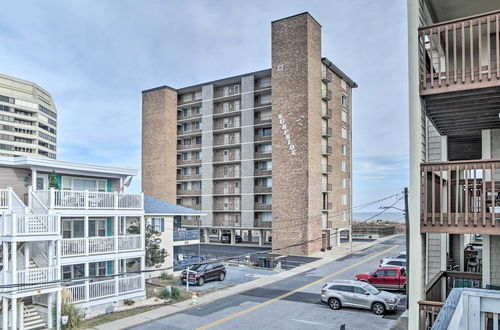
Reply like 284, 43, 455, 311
354, 266, 407, 291
221, 233, 242, 243
380, 259, 407, 268
180, 262, 226, 286
320, 280, 399, 315
379, 251, 406, 266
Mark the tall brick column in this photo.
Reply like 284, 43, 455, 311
142, 87, 178, 203
271, 13, 323, 256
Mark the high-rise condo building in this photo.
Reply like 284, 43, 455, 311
142, 12, 356, 256
0, 73, 57, 159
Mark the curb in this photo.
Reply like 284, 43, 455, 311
94, 235, 401, 330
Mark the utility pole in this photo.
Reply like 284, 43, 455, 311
404, 187, 409, 310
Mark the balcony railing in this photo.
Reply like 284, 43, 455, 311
322, 145, 333, 155
419, 10, 500, 95
213, 153, 241, 162
322, 108, 332, 118
213, 203, 240, 211
14, 267, 60, 289
255, 203, 272, 211
177, 143, 202, 151
176, 173, 201, 181
213, 136, 240, 146
66, 274, 143, 303
61, 235, 142, 257
1, 214, 60, 236
33, 189, 143, 210
255, 186, 272, 194
173, 230, 200, 241
421, 159, 500, 234
254, 169, 272, 177
176, 189, 201, 196
322, 90, 332, 100
322, 164, 333, 173
177, 158, 202, 166
213, 186, 241, 194
214, 120, 240, 130
321, 127, 332, 137
322, 70, 332, 82
255, 135, 272, 142
0, 189, 8, 208
254, 152, 272, 160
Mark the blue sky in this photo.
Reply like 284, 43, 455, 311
0, 0, 408, 211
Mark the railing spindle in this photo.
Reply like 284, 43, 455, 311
448, 166, 451, 226
474, 165, 477, 226
438, 27, 442, 86
471, 20, 475, 82
456, 165, 459, 226
430, 28, 434, 88
453, 24, 457, 83
440, 166, 444, 225
494, 163, 497, 227
465, 166, 469, 226
462, 22, 466, 83
483, 163, 486, 227
479, 20, 483, 82
488, 16, 491, 80
497, 15, 500, 79
445, 26, 449, 85
432, 166, 436, 225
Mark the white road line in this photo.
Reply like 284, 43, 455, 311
292, 319, 363, 329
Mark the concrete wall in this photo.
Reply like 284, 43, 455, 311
240, 75, 255, 228
490, 235, 500, 286
271, 13, 323, 255
142, 87, 178, 203
201, 85, 214, 226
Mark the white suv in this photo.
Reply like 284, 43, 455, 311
320, 280, 399, 315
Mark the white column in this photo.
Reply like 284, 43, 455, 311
2, 297, 8, 329
483, 235, 491, 288
18, 300, 24, 330
11, 242, 17, 285
115, 259, 119, 296
47, 293, 54, 328
48, 241, 54, 267
230, 229, 236, 245
84, 262, 89, 302
11, 297, 17, 330
140, 256, 146, 291
31, 169, 37, 190
114, 216, 119, 253
2, 242, 8, 286
84, 216, 89, 255
55, 240, 61, 271
24, 243, 30, 269
337, 229, 341, 246
56, 290, 61, 330
49, 187, 55, 209
258, 230, 263, 246
140, 216, 145, 250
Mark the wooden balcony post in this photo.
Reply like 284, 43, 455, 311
49, 187, 55, 209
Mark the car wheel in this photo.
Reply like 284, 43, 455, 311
197, 276, 205, 286
219, 272, 226, 281
328, 298, 341, 310
372, 302, 386, 315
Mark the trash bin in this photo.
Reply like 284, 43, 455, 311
258, 257, 266, 267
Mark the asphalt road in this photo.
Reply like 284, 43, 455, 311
133, 235, 406, 330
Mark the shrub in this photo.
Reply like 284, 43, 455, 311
159, 272, 174, 280
124, 299, 135, 306
158, 286, 182, 300
52, 302, 83, 329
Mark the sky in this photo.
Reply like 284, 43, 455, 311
0, 0, 408, 212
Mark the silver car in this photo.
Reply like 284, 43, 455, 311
320, 280, 399, 315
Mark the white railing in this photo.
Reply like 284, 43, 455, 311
62, 238, 86, 257
118, 235, 142, 251
89, 237, 115, 254
1, 214, 59, 236
33, 189, 143, 210
16, 267, 59, 287
0, 189, 8, 208
66, 275, 143, 303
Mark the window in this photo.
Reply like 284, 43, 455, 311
261, 144, 272, 154
234, 85, 240, 94
262, 128, 272, 136
182, 123, 189, 132
89, 219, 108, 237
341, 95, 347, 106
342, 178, 347, 189
194, 107, 202, 115
342, 211, 348, 222
341, 145, 347, 155
339, 285, 354, 293
62, 264, 85, 280
195, 136, 202, 144
342, 194, 347, 205
341, 127, 347, 139
375, 270, 387, 277
183, 138, 191, 146
386, 270, 397, 277
342, 110, 347, 123
89, 261, 108, 276
182, 108, 191, 118
354, 287, 367, 294
260, 212, 272, 222
341, 161, 346, 172
151, 218, 165, 232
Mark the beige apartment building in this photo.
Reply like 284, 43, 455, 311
0, 73, 57, 159
408, 1, 500, 329
142, 13, 356, 256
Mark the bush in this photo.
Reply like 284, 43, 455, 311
124, 299, 135, 306
52, 302, 83, 329
158, 286, 182, 300
159, 272, 174, 280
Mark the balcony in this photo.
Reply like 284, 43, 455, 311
322, 164, 333, 173
421, 159, 500, 234
214, 102, 240, 115
213, 170, 240, 179
322, 184, 333, 192
173, 229, 200, 242
176, 173, 201, 181
321, 127, 332, 137
254, 152, 272, 160
419, 10, 500, 96
213, 204, 240, 211
254, 168, 272, 177
322, 70, 332, 82
177, 158, 202, 166
61, 235, 142, 257
214, 86, 240, 99
254, 117, 272, 126
213, 120, 240, 131
180, 204, 201, 210
322, 145, 332, 155
255, 186, 272, 194
66, 274, 143, 303
213, 153, 240, 163
323, 203, 333, 211
213, 136, 240, 146
255, 134, 272, 143
177, 189, 201, 196
8, 267, 60, 290
177, 143, 201, 151
419, 270, 483, 328
0, 189, 8, 208
0, 214, 60, 237
322, 108, 332, 118
255, 203, 272, 211
213, 186, 240, 194
322, 90, 332, 101
177, 128, 202, 136
33, 190, 143, 210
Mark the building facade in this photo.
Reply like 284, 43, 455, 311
0, 156, 145, 329
142, 13, 356, 256
408, 1, 500, 328
0, 73, 57, 159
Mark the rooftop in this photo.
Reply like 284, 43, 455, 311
144, 194, 203, 216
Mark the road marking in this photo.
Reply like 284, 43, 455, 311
196, 245, 398, 330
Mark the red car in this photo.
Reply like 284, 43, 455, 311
354, 266, 406, 291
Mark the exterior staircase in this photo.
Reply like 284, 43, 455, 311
23, 304, 47, 330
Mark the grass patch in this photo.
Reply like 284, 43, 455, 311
78, 305, 161, 329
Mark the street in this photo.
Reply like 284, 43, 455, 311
132, 235, 406, 330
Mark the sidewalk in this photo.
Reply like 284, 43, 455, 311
92, 235, 399, 330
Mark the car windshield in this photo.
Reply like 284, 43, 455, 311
188, 264, 207, 271
363, 283, 380, 295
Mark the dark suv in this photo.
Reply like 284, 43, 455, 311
220, 233, 242, 243
180, 263, 226, 286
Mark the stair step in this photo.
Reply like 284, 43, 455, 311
24, 314, 42, 322
25, 323, 47, 330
